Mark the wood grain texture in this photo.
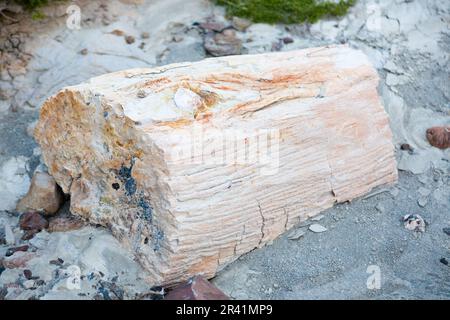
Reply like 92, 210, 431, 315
35, 45, 397, 286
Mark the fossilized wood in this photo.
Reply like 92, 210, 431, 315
34, 45, 397, 286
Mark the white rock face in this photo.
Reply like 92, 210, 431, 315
35, 45, 397, 286
0, 157, 31, 211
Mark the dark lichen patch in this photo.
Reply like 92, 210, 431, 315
138, 197, 153, 223
215, 0, 355, 24
117, 158, 136, 196
153, 228, 164, 252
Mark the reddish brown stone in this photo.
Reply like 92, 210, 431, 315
426, 126, 450, 149
3, 251, 36, 269
165, 276, 229, 300
48, 215, 85, 233
5, 245, 29, 257
19, 212, 48, 232
23, 269, 32, 280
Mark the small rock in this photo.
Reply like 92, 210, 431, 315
443, 227, 450, 236
3, 251, 35, 269
79, 48, 88, 55
16, 172, 64, 216
418, 187, 431, 198
287, 228, 305, 240
137, 286, 165, 300
311, 214, 324, 221
417, 197, 428, 208
173, 88, 203, 113
375, 203, 385, 213
204, 29, 242, 57
232, 17, 251, 31
19, 212, 48, 232
390, 188, 399, 197
172, 35, 183, 43
309, 224, 327, 233
165, 275, 229, 300
426, 126, 450, 149
2, 221, 15, 245
47, 215, 85, 233
400, 143, 413, 152
125, 35, 135, 44
199, 20, 229, 32
403, 214, 426, 233
282, 37, 294, 44
110, 29, 125, 36
22, 230, 38, 241
22, 280, 35, 290
23, 269, 33, 280
271, 40, 283, 52
6, 245, 29, 257
141, 32, 150, 39
137, 89, 147, 98
440, 258, 449, 266
49, 258, 64, 267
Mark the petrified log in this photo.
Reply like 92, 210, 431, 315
35, 45, 397, 286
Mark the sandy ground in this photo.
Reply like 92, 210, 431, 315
0, 0, 449, 299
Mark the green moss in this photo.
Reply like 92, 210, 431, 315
15, 0, 49, 10
215, 0, 356, 24
31, 10, 46, 20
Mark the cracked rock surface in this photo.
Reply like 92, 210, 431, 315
0, 0, 449, 299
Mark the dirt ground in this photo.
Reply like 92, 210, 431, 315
0, 0, 449, 299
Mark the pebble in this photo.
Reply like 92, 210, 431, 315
287, 228, 305, 240
440, 258, 448, 266
3, 221, 15, 245
311, 214, 324, 221
22, 280, 35, 289
110, 29, 125, 36
172, 35, 183, 42
443, 227, 450, 236
403, 214, 426, 233
6, 245, 29, 257
141, 32, 150, 39
417, 197, 428, 207
173, 88, 203, 113
165, 275, 229, 300
3, 251, 36, 269
390, 188, 400, 197
23, 269, 33, 280
400, 143, 413, 152
137, 89, 147, 98
232, 16, 251, 31
204, 29, 242, 57
418, 187, 431, 197
375, 203, 385, 213
125, 35, 135, 44
16, 171, 64, 216
19, 212, 48, 232
199, 20, 229, 32
80, 48, 88, 55
47, 215, 85, 233
309, 224, 327, 233
282, 37, 294, 44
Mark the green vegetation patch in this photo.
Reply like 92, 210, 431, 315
15, 0, 50, 10
216, 0, 356, 24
